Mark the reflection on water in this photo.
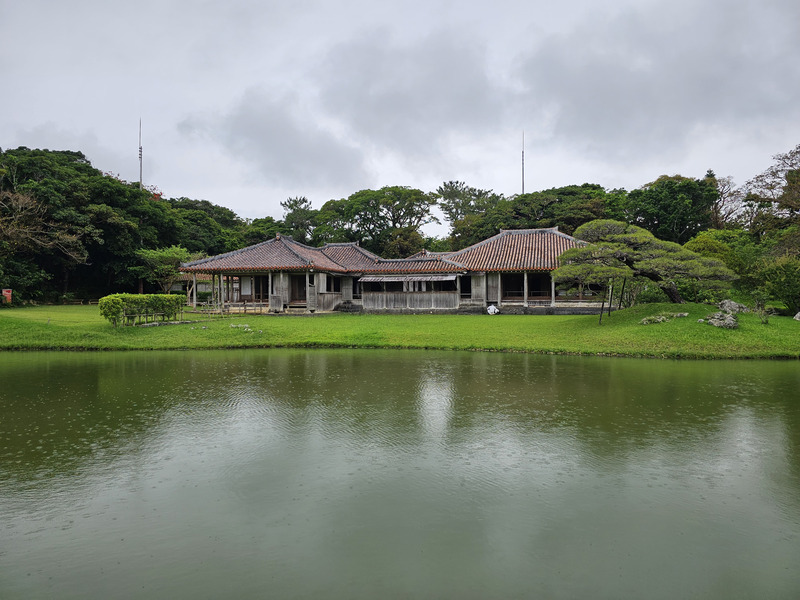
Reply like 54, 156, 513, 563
1, 350, 799, 599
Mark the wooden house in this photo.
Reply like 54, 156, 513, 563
180, 228, 600, 313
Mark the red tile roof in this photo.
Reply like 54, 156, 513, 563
364, 255, 464, 274
320, 243, 382, 271
182, 235, 350, 273
182, 228, 583, 274
444, 228, 584, 271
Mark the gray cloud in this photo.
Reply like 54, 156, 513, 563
513, 0, 800, 161
3, 0, 800, 219
314, 29, 508, 156
179, 88, 370, 190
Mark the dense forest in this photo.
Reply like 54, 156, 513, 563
1, 145, 798, 310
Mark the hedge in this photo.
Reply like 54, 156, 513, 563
98, 293, 186, 326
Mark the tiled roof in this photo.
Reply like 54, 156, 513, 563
444, 228, 584, 271
182, 235, 352, 273
363, 255, 465, 274
320, 243, 382, 271
182, 228, 583, 274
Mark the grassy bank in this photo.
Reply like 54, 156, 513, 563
1, 304, 798, 358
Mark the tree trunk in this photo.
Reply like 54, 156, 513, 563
661, 281, 685, 303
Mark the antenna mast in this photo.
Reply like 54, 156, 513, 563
521, 131, 525, 195
138, 119, 143, 190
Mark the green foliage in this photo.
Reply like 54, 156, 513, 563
555, 220, 735, 304
281, 196, 317, 243
313, 186, 437, 256
433, 181, 500, 224
242, 216, 287, 246
760, 255, 800, 313
98, 295, 124, 326
382, 228, 425, 258
130, 246, 193, 294
621, 174, 718, 243
445, 183, 614, 249
98, 293, 186, 326
0, 148, 251, 301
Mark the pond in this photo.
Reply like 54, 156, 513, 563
1, 350, 799, 599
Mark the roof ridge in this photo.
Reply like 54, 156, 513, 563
280, 236, 315, 266
182, 237, 276, 268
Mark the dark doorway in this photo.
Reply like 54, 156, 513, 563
290, 274, 307, 303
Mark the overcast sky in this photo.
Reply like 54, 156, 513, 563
3, 0, 799, 234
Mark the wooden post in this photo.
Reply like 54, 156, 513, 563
523, 272, 529, 307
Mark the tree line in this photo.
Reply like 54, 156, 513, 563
1, 144, 798, 310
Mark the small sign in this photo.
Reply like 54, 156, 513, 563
2, 289, 11, 303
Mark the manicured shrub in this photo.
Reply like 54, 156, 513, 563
98, 295, 124, 326
98, 293, 186, 326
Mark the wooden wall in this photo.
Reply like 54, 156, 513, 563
362, 291, 459, 310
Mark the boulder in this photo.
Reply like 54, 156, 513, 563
718, 299, 748, 314
794, 312, 800, 321
706, 311, 739, 329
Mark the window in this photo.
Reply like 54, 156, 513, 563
460, 275, 472, 297
326, 276, 341, 293
384, 281, 403, 292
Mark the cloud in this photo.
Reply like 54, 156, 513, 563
513, 0, 800, 161
313, 29, 508, 162
179, 88, 370, 190
3, 0, 800, 218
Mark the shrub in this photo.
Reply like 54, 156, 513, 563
98, 293, 186, 326
761, 256, 800, 314
98, 295, 124, 326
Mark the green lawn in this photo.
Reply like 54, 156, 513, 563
1, 304, 798, 358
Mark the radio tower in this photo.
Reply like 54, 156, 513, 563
138, 119, 143, 190
521, 131, 525, 195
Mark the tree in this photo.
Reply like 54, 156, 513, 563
0, 191, 87, 262
129, 246, 192, 293
313, 187, 437, 256
554, 220, 735, 304
382, 228, 425, 258
744, 143, 800, 218
445, 183, 615, 250
242, 216, 287, 246
621, 174, 718, 244
760, 254, 800, 314
708, 174, 746, 229
281, 196, 317, 244
434, 181, 500, 225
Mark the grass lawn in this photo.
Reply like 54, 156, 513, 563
1, 303, 798, 359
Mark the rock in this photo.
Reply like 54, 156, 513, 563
641, 312, 690, 325
706, 311, 739, 329
718, 299, 748, 314
794, 312, 800, 321
641, 315, 669, 325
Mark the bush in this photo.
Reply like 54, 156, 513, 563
761, 256, 800, 314
98, 293, 186, 326
98, 296, 124, 326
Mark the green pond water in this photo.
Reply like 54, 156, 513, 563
1, 349, 799, 599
